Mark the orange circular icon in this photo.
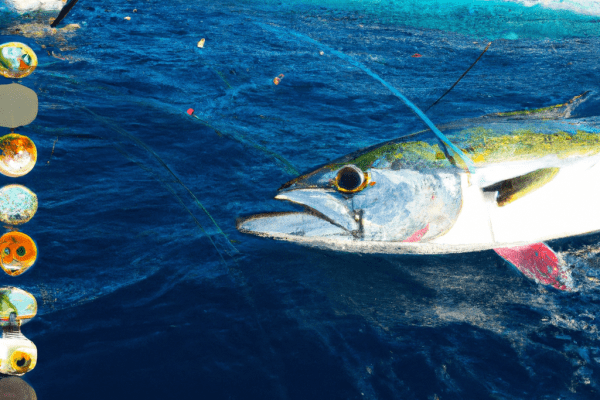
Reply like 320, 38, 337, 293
0, 232, 37, 276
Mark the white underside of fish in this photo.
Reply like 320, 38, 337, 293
433, 153, 600, 248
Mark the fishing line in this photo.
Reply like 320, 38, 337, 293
108, 139, 231, 265
258, 23, 477, 174
425, 41, 492, 112
80, 105, 239, 257
53, 117, 282, 376
40, 61, 299, 175
186, 110, 300, 175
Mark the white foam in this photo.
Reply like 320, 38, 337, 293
502, 0, 600, 16
2, 0, 65, 14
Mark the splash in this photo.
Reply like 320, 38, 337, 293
505, 0, 600, 16
1, 0, 65, 14
242, 0, 600, 39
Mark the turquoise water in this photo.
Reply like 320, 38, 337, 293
240, 0, 600, 39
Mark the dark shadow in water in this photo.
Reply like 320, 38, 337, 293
23, 258, 600, 399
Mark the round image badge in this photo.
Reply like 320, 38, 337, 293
0, 43, 38, 79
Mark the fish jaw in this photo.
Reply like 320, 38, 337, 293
238, 186, 359, 240
236, 212, 352, 241
274, 189, 359, 232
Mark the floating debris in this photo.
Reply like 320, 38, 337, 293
198, 38, 205, 48
124, 16, 131, 21
411, 53, 422, 58
273, 73, 284, 85
60, 23, 80, 31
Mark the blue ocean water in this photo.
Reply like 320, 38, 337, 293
2, 0, 600, 398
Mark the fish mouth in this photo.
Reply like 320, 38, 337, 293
237, 188, 359, 240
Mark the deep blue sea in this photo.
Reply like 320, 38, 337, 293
2, 0, 600, 398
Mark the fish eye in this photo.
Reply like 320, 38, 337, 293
3, 248, 9, 255
334, 165, 368, 193
16, 247, 25, 257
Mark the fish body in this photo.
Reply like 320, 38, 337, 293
238, 95, 599, 290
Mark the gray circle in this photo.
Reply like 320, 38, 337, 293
0, 377, 37, 400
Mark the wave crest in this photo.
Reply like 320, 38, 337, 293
505, 0, 600, 16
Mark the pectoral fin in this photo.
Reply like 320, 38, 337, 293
494, 243, 572, 291
483, 167, 559, 207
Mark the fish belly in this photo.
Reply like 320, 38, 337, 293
489, 156, 600, 244
432, 154, 600, 248
429, 174, 496, 247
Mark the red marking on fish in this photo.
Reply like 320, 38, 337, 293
403, 223, 429, 243
494, 243, 570, 291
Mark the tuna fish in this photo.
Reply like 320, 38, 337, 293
238, 93, 599, 291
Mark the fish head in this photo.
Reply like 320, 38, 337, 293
238, 134, 464, 247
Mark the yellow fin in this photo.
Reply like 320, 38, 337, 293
490, 92, 589, 120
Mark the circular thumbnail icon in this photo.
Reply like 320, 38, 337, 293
0, 232, 37, 276
0, 185, 38, 225
0, 333, 37, 375
0, 286, 37, 326
0, 83, 38, 129
0, 376, 37, 399
0, 134, 37, 178
0, 42, 37, 79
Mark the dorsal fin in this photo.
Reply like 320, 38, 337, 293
438, 92, 591, 132
483, 168, 559, 207
486, 91, 590, 120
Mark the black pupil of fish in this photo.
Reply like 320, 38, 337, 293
337, 167, 362, 191
16, 358, 26, 367
16, 247, 25, 257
